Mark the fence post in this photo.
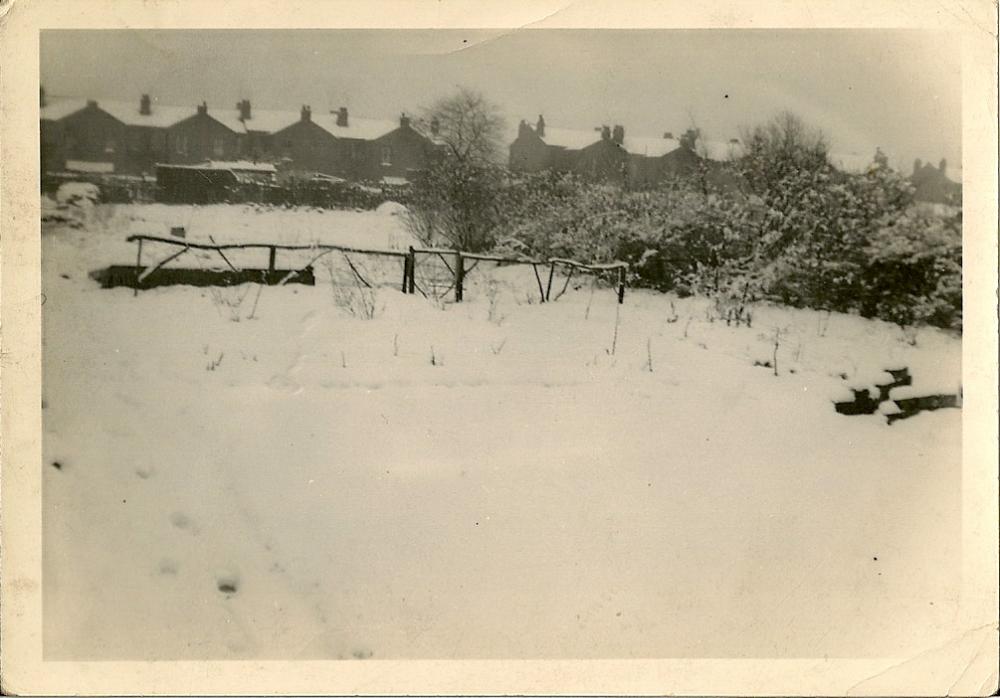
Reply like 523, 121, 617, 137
617, 266, 626, 304
133, 238, 144, 296
268, 246, 276, 273
532, 264, 546, 303
407, 246, 416, 294
401, 253, 410, 293
455, 251, 465, 303
545, 261, 556, 301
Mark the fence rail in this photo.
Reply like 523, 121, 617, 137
124, 234, 628, 303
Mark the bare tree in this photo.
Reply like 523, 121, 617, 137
406, 88, 506, 251
423, 87, 505, 164
738, 111, 830, 191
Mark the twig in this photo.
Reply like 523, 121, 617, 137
247, 281, 264, 320
610, 301, 622, 356
772, 327, 781, 377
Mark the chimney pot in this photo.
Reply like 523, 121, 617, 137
140, 94, 151, 116
938, 158, 947, 174
612, 125, 624, 145
197, 101, 207, 115
301, 104, 312, 122
601, 125, 611, 141
238, 99, 251, 121
536, 114, 546, 138
400, 112, 411, 129
87, 99, 98, 109
663, 131, 674, 140
336, 106, 348, 127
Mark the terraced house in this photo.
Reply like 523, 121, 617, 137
39, 91, 443, 181
508, 114, 743, 187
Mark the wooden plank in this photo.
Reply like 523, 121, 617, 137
126, 234, 408, 258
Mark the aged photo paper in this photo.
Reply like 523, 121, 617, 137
1, 0, 998, 694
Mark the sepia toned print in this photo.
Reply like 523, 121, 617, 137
2, 3, 997, 695
37, 28, 966, 661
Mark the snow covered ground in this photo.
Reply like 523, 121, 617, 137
42, 200, 962, 660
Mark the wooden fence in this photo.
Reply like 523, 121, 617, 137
122, 234, 628, 304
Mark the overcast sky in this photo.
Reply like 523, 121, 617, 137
41, 29, 962, 173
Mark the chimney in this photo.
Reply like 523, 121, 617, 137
86, 99, 98, 109
140, 94, 151, 116
663, 131, 674, 140
301, 104, 312, 122
40, 86, 47, 108
536, 114, 546, 138
400, 112, 411, 129
430, 117, 440, 136
913, 158, 923, 175
612, 125, 624, 145
336, 106, 348, 127
938, 158, 947, 175
197, 101, 207, 115
237, 99, 251, 121
601, 125, 611, 141
680, 127, 700, 150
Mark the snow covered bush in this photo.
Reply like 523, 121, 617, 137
56, 181, 100, 207
860, 209, 962, 330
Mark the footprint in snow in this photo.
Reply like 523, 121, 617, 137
216, 573, 240, 596
169, 511, 199, 535
158, 558, 179, 576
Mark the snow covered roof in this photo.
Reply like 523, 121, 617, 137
623, 135, 682, 158
40, 96, 246, 131
65, 159, 115, 173
380, 176, 410, 186
239, 108, 400, 140
538, 126, 603, 150
240, 108, 299, 134
520, 119, 742, 161
700, 139, 745, 162
310, 112, 400, 141
99, 99, 200, 129
157, 160, 277, 172
40, 97, 89, 121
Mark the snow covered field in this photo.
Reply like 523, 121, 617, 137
42, 201, 962, 660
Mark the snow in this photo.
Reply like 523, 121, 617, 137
98, 99, 203, 129
39, 97, 89, 121
65, 160, 115, 174
623, 135, 682, 158
42, 202, 962, 661
55, 182, 100, 206
158, 160, 278, 172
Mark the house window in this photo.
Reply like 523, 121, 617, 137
175, 135, 188, 155
381, 146, 392, 166
213, 137, 224, 157
104, 139, 116, 154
